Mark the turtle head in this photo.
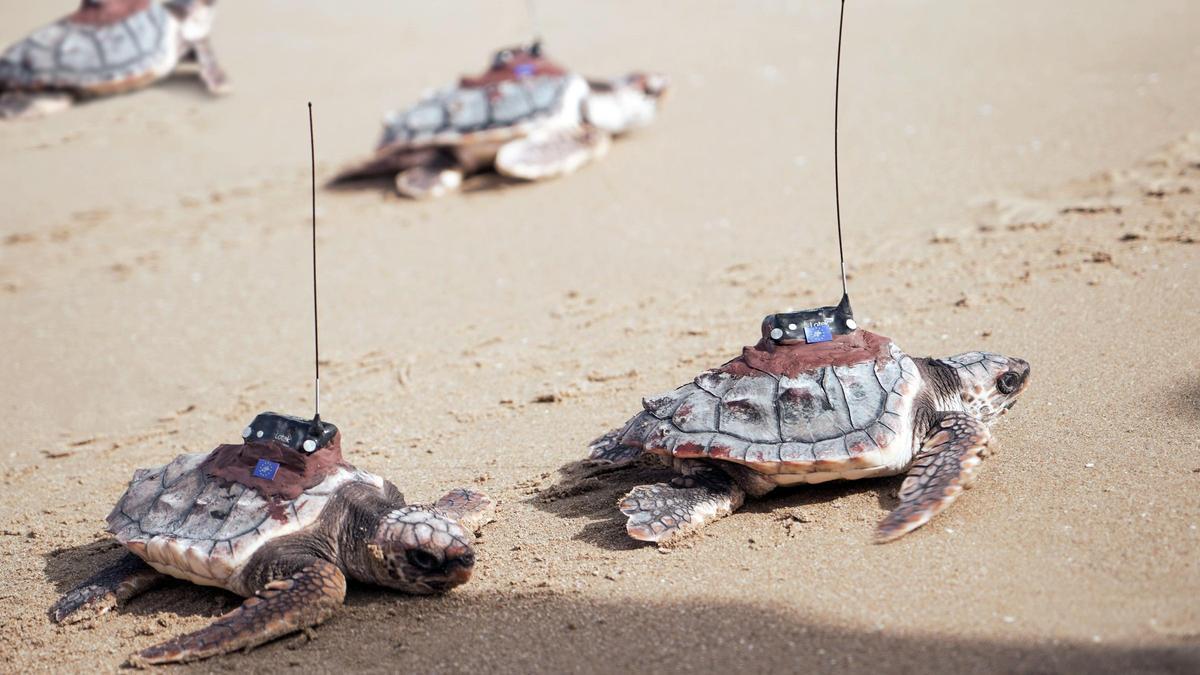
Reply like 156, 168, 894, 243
942, 352, 1031, 425
367, 506, 476, 594
165, 0, 217, 41
583, 72, 669, 134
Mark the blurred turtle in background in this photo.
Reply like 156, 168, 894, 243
0, 0, 228, 119
332, 41, 668, 199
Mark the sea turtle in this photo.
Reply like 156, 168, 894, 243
330, 41, 668, 198
48, 412, 495, 665
0, 0, 227, 119
588, 297, 1031, 544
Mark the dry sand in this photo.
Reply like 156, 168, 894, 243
1, 1, 1198, 672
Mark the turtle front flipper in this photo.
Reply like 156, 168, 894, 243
619, 465, 746, 543
130, 558, 346, 666
191, 38, 230, 95
49, 552, 165, 624
0, 92, 73, 120
433, 488, 495, 534
494, 127, 611, 181
876, 412, 992, 543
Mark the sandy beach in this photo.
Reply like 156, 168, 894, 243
0, 1, 1197, 672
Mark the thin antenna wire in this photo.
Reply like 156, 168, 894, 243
308, 102, 321, 423
834, 0, 848, 298
525, 0, 543, 44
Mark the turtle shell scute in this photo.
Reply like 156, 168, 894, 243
376, 74, 588, 151
0, 2, 177, 93
628, 332, 921, 477
106, 451, 383, 594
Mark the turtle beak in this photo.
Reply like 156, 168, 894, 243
420, 557, 474, 593
447, 562, 473, 586
441, 547, 476, 588
1012, 358, 1032, 389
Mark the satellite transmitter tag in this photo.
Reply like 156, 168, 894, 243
764, 0, 859, 347
241, 412, 336, 452
761, 293, 857, 344
236, 103, 337, 455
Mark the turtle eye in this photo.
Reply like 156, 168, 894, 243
997, 371, 1021, 394
406, 549, 441, 572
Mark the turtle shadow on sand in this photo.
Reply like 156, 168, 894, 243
1167, 376, 1200, 420
41, 539, 238, 623
214, 586, 1198, 674
324, 170, 527, 198
530, 457, 902, 551
740, 474, 903, 521
526, 457, 673, 551
35, 535, 1200, 673
12, 68, 214, 118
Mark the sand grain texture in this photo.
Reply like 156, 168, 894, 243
1, 1, 1197, 673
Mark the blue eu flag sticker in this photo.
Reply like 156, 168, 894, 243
252, 459, 280, 481
803, 323, 833, 344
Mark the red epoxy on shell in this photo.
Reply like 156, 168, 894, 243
720, 330, 894, 379
67, 0, 150, 26
200, 433, 352, 502
264, 500, 291, 524
460, 56, 569, 88
708, 442, 733, 459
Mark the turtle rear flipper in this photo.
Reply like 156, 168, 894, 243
49, 552, 165, 624
328, 147, 445, 186
588, 429, 644, 465
395, 161, 464, 200
433, 488, 495, 534
494, 127, 610, 181
875, 412, 992, 543
619, 465, 745, 543
130, 558, 346, 666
